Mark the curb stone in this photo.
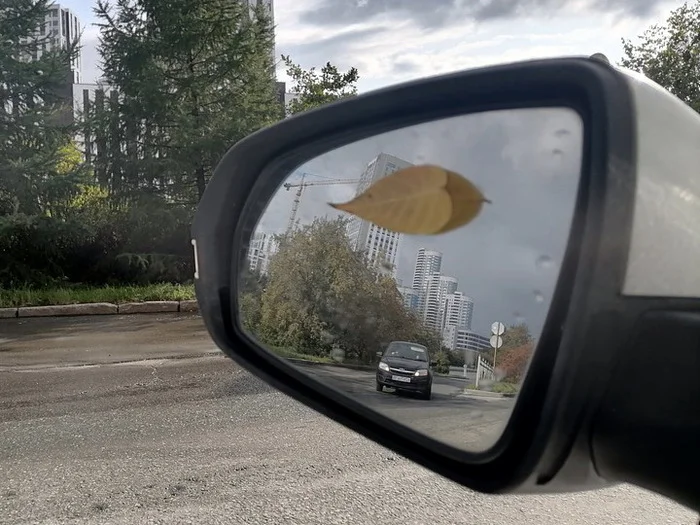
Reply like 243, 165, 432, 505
1, 301, 200, 319
460, 388, 511, 399
118, 301, 179, 314
0, 307, 19, 319
18, 302, 118, 318
179, 299, 199, 312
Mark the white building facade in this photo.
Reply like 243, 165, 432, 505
442, 327, 490, 366
423, 274, 458, 331
22, 4, 82, 83
347, 153, 413, 277
443, 291, 474, 331
248, 232, 279, 274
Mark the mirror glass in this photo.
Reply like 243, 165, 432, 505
239, 107, 583, 453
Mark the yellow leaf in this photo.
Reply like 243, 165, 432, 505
329, 164, 490, 235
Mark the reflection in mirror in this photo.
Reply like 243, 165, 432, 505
239, 107, 583, 453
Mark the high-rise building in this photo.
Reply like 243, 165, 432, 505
23, 4, 82, 83
397, 286, 420, 313
443, 291, 474, 331
348, 153, 413, 277
423, 274, 458, 331
411, 248, 443, 313
248, 232, 278, 274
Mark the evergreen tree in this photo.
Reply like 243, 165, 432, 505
92, 0, 282, 204
0, 0, 81, 216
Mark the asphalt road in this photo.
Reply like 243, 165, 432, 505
292, 361, 513, 451
0, 314, 695, 524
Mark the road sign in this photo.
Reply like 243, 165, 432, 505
491, 321, 505, 336
490, 335, 503, 349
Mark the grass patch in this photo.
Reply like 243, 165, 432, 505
0, 283, 195, 308
491, 382, 519, 395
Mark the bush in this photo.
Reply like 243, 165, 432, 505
0, 200, 194, 288
496, 343, 534, 383
491, 382, 519, 395
434, 351, 451, 374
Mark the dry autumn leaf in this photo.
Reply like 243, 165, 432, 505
329, 164, 490, 235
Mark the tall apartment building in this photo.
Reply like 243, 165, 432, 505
397, 285, 420, 313
248, 232, 279, 274
22, 4, 82, 83
411, 248, 443, 313
423, 273, 458, 331
347, 153, 413, 277
443, 291, 474, 331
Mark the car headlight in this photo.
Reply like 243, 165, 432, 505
414, 369, 428, 377
379, 362, 390, 372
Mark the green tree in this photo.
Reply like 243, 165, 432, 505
245, 217, 442, 363
0, 0, 82, 216
93, 0, 282, 203
500, 323, 533, 351
281, 55, 359, 115
620, 1, 700, 113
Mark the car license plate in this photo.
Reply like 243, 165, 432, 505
391, 375, 411, 383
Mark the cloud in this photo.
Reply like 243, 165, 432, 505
282, 26, 388, 58
253, 106, 584, 339
299, 0, 667, 29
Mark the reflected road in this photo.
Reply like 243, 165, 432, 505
293, 361, 513, 451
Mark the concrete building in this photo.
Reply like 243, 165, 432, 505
423, 274, 458, 331
71, 82, 114, 159
397, 286, 421, 313
22, 4, 82, 83
443, 291, 474, 331
411, 248, 443, 314
348, 153, 413, 277
443, 327, 490, 367
248, 232, 278, 274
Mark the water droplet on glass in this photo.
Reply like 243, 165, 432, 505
536, 255, 554, 270
552, 148, 563, 157
533, 290, 545, 303
554, 129, 570, 137
514, 312, 525, 324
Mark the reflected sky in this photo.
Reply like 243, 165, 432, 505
255, 107, 583, 338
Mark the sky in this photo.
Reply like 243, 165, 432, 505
65, 0, 685, 91
59, 0, 683, 338
257, 108, 583, 339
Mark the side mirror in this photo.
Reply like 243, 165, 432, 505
192, 57, 700, 510
376, 351, 382, 358
429, 361, 437, 368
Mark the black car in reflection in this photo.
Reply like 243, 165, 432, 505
376, 341, 434, 400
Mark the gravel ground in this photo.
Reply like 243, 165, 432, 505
0, 315, 695, 524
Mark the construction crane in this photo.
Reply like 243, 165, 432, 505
284, 174, 360, 235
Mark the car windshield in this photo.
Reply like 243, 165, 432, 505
383, 343, 428, 362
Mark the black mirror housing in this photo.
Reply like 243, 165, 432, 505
191, 56, 700, 510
